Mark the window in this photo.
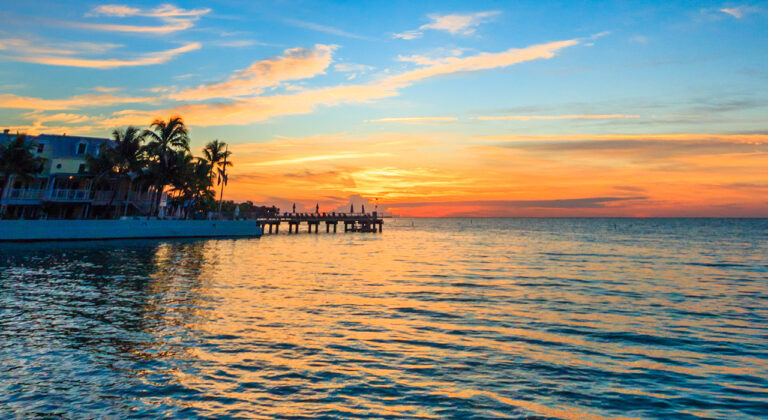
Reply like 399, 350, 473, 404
78, 164, 86, 174
76, 143, 86, 155
37, 143, 45, 153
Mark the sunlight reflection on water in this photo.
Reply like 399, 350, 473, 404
1, 218, 767, 418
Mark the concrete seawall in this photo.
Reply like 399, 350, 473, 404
0, 219, 263, 241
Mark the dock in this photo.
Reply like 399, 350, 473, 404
255, 212, 383, 234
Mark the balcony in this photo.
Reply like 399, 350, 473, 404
3, 189, 45, 202
48, 189, 90, 202
92, 190, 155, 204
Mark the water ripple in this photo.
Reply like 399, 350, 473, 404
0, 218, 767, 418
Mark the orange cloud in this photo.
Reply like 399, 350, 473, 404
218, 131, 768, 217
79, 4, 210, 34
171, 44, 335, 101
0, 93, 151, 110
10, 42, 200, 69
100, 38, 580, 127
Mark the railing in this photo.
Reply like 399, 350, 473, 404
5, 189, 44, 201
92, 191, 155, 203
49, 189, 90, 201
92, 190, 117, 202
128, 191, 154, 202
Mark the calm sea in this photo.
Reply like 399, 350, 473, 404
1, 218, 767, 419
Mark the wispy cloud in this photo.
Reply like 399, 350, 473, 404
394, 11, 501, 39
99, 38, 580, 127
720, 6, 760, 18
91, 86, 123, 93
171, 44, 335, 101
477, 114, 639, 121
248, 153, 391, 166
79, 3, 210, 34
6, 42, 200, 69
366, 117, 457, 123
283, 18, 366, 39
211, 40, 259, 48
393, 30, 423, 40
334, 63, 375, 72
0, 37, 582, 130
0, 38, 121, 56
0, 93, 150, 110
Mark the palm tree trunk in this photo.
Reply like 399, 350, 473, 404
153, 182, 164, 218
123, 178, 133, 217
0, 175, 13, 218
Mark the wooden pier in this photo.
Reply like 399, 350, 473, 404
255, 212, 383, 234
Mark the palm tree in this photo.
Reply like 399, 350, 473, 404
0, 133, 46, 218
86, 126, 147, 217
203, 140, 232, 215
202, 140, 232, 179
143, 116, 190, 217
168, 152, 214, 218
110, 127, 146, 216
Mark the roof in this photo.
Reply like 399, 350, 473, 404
0, 132, 113, 159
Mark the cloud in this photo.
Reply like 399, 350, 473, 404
420, 11, 501, 35
6, 42, 200, 69
394, 10, 500, 40
0, 38, 122, 56
720, 6, 760, 18
80, 3, 210, 33
211, 40, 258, 48
247, 152, 391, 167
96, 38, 579, 127
0, 93, 151, 110
0, 37, 580, 128
283, 19, 366, 39
366, 117, 457, 123
171, 44, 335, 101
393, 30, 423, 40
388, 196, 647, 209
477, 114, 640, 121
210, 130, 768, 217
334, 63, 375, 72
488, 133, 768, 159
91, 86, 123, 93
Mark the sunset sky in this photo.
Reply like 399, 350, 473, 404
1, 1, 767, 216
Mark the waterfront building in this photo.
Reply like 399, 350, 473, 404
0, 130, 161, 219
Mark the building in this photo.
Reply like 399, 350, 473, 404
0, 130, 159, 219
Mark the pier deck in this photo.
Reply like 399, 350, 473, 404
255, 213, 383, 234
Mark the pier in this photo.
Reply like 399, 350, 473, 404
255, 212, 383, 234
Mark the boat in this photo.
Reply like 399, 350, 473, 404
0, 219, 263, 242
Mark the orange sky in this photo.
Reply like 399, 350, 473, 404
222, 132, 768, 217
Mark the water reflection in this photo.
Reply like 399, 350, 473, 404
1, 219, 767, 418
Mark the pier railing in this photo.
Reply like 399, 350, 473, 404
249, 212, 384, 234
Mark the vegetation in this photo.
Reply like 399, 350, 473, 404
0, 133, 46, 216
86, 115, 234, 218
0, 116, 249, 219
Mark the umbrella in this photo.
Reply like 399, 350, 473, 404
362, 204, 365, 214
350, 204, 354, 214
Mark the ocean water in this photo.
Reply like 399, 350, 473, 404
0, 218, 767, 419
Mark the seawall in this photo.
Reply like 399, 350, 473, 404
0, 219, 263, 241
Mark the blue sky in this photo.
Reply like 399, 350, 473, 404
1, 1, 767, 215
